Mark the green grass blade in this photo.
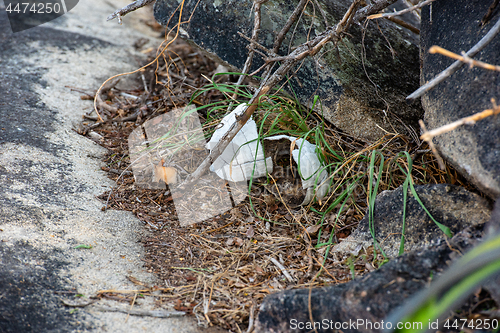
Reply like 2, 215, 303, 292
368, 150, 387, 259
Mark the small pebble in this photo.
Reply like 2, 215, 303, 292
88, 131, 103, 141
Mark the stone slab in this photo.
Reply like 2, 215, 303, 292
420, 0, 500, 199
331, 184, 491, 259
154, 0, 423, 140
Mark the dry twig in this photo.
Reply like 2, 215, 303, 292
407, 16, 500, 100
107, 0, 156, 23
419, 99, 500, 170
245, 303, 255, 333
353, 0, 399, 22
429, 46, 500, 72
421, 99, 500, 142
232, 0, 266, 99
273, 0, 309, 53
385, 16, 420, 34
95, 305, 186, 318
268, 257, 295, 283
367, 0, 435, 20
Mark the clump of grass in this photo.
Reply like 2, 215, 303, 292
189, 71, 454, 264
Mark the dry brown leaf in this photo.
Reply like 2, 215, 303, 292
234, 237, 244, 247
154, 158, 178, 184
254, 265, 264, 275
305, 224, 321, 236
245, 226, 255, 238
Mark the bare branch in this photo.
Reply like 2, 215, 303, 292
430, 46, 500, 72
95, 305, 185, 318
313, 0, 330, 27
237, 31, 277, 57
107, 0, 155, 23
245, 303, 256, 333
269, 256, 295, 283
273, 0, 309, 53
386, 16, 420, 34
419, 99, 500, 170
233, 1, 266, 98
421, 99, 500, 142
354, 0, 399, 22
367, 0, 436, 20
407, 16, 500, 100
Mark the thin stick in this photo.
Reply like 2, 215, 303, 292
419, 100, 500, 171
367, 0, 435, 19
232, 1, 265, 99
420, 99, 500, 142
407, 16, 500, 100
386, 16, 420, 34
269, 257, 295, 283
429, 46, 500, 72
273, 0, 309, 53
94, 1, 187, 122
125, 293, 138, 322
245, 304, 256, 333
354, 0, 399, 22
313, 0, 329, 28
237, 32, 278, 57
95, 305, 186, 318
107, 0, 155, 23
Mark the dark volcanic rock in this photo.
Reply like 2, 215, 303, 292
332, 184, 491, 259
255, 199, 498, 332
482, 200, 500, 306
420, 0, 500, 198
154, 0, 423, 141
255, 224, 485, 333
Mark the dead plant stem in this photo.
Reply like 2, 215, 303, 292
107, 0, 155, 23
367, 0, 435, 20
421, 99, 500, 142
354, 0, 399, 22
273, 0, 310, 53
232, 1, 265, 99
429, 46, 500, 72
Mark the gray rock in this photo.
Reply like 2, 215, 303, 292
154, 0, 423, 141
420, 0, 500, 198
332, 184, 491, 259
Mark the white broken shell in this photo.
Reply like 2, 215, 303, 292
206, 104, 272, 182
264, 135, 330, 205
206, 104, 330, 205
